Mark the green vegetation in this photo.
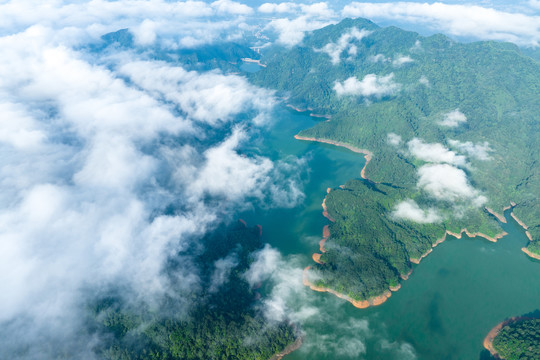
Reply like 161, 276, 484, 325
313, 178, 500, 300
492, 318, 540, 360
253, 18, 540, 298
88, 222, 297, 360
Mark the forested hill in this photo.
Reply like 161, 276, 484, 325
252, 18, 540, 300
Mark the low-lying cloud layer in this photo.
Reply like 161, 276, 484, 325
0, 12, 306, 359
342, 1, 540, 46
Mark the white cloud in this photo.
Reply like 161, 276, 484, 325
300, 2, 335, 18
419, 75, 430, 86
392, 55, 414, 67
387, 132, 402, 146
0, 102, 46, 150
417, 164, 486, 205
407, 138, 467, 167
380, 340, 417, 360
131, 19, 158, 45
209, 252, 238, 292
258, 2, 298, 13
369, 53, 389, 63
244, 244, 282, 287
0, 19, 306, 357
439, 109, 467, 127
189, 127, 274, 202
267, 15, 335, 46
342, 2, 540, 47
334, 73, 400, 97
120, 61, 276, 125
211, 0, 253, 15
258, 2, 334, 17
316, 27, 371, 64
530, 0, 540, 11
392, 199, 441, 223
448, 139, 492, 161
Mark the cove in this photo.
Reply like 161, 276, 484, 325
240, 105, 540, 359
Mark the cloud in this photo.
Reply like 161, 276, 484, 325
0, 1, 253, 50
380, 340, 417, 360
209, 252, 239, 292
0, 19, 306, 358
342, 2, 540, 47
392, 55, 414, 67
439, 109, 467, 127
530, 0, 540, 11
258, 2, 334, 17
369, 53, 389, 63
258, 2, 298, 13
119, 60, 276, 125
419, 75, 430, 86
417, 164, 486, 205
0, 101, 46, 150
334, 73, 400, 97
387, 132, 402, 146
266, 15, 335, 46
448, 139, 492, 161
392, 199, 441, 223
407, 138, 467, 167
188, 127, 275, 202
316, 27, 371, 64
211, 0, 253, 15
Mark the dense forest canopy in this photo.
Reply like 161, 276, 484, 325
253, 17, 540, 301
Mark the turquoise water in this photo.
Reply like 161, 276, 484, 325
242, 106, 540, 360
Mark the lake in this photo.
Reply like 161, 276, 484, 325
241, 105, 540, 359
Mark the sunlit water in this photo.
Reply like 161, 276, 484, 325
240, 105, 540, 360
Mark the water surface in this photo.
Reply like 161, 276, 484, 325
243, 106, 540, 359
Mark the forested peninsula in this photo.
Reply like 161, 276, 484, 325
253, 18, 540, 304
484, 317, 540, 359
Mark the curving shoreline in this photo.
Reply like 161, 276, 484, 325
296, 135, 536, 310
483, 316, 532, 358
522, 247, 540, 260
286, 104, 332, 120
485, 207, 507, 223
241, 57, 267, 67
270, 336, 303, 360
303, 266, 394, 309
411, 229, 508, 264
294, 136, 373, 180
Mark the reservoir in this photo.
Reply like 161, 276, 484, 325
241, 105, 540, 359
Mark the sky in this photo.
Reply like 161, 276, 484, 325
0, 0, 538, 358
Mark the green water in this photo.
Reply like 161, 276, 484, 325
243, 106, 540, 360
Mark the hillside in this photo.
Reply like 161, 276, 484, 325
253, 18, 540, 301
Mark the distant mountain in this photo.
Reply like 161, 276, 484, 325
253, 18, 540, 302
95, 28, 259, 71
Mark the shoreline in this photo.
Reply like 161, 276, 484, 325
485, 207, 507, 223
303, 266, 394, 309
510, 208, 537, 258
297, 135, 536, 310
269, 336, 303, 360
522, 247, 540, 260
410, 229, 508, 264
483, 316, 532, 358
241, 57, 267, 67
511, 211, 533, 241
286, 104, 332, 120
294, 136, 373, 180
